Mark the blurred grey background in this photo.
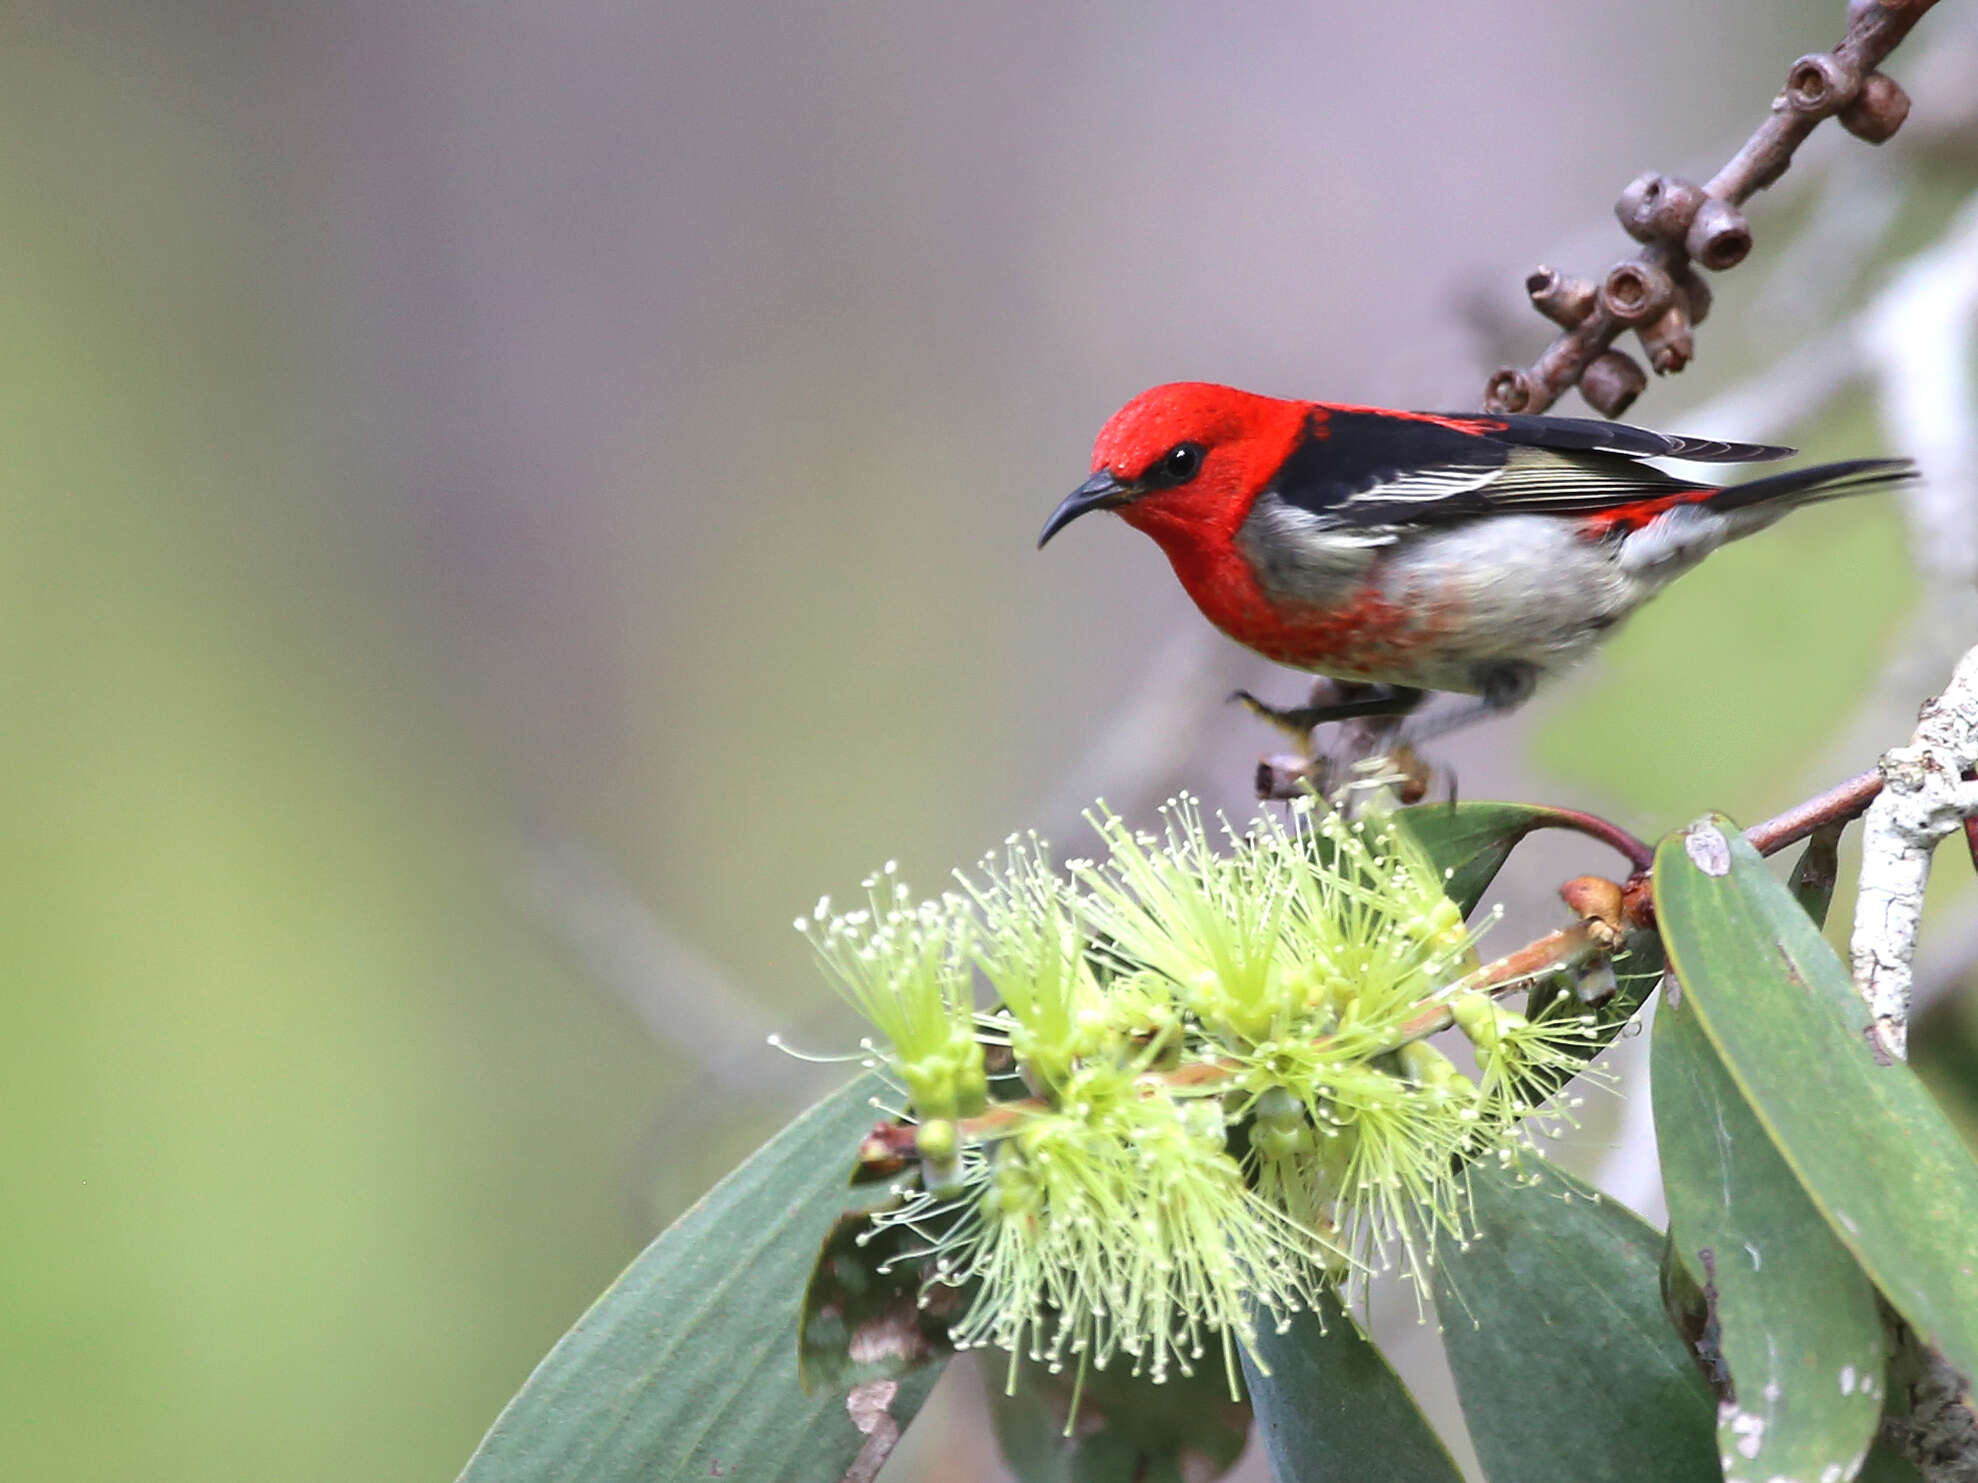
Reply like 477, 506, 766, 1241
4, 2, 1974, 1478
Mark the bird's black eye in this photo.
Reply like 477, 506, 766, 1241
1158, 443, 1203, 484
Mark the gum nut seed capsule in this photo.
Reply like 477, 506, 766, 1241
1600, 260, 1675, 325
1785, 51, 1859, 118
1840, 71, 1910, 144
1527, 265, 1597, 327
1686, 199, 1751, 271
1580, 350, 1648, 418
1484, 367, 1537, 414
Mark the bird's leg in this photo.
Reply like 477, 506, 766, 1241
1230, 680, 1427, 744
1391, 662, 1541, 745
1478, 662, 1539, 712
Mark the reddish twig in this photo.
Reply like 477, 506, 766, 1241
1744, 769, 1884, 856
1486, 0, 1938, 418
1531, 807, 1656, 872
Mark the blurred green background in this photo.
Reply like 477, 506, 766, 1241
2, 3, 1972, 1480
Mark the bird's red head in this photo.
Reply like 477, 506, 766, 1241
1038, 382, 1311, 552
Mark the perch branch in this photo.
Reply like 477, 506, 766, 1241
1744, 770, 1886, 857
1485, 0, 1940, 418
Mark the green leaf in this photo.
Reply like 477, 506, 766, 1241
1434, 1160, 1720, 1483
799, 1195, 956, 1392
457, 1075, 943, 1483
986, 1354, 1250, 1483
1860, 1439, 1927, 1483
1788, 822, 1845, 927
1653, 982, 1885, 1482
1241, 1286, 1464, 1483
1514, 922, 1664, 1113
1653, 816, 1978, 1382
1398, 800, 1648, 918
1397, 801, 1553, 916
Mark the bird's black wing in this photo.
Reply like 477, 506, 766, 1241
1267, 407, 1778, 530
1458, 412, 1793, 464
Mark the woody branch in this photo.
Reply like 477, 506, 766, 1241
1850, 641, 1978, 1060
1485, 0, 1940, 419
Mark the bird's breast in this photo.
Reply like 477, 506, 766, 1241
1135, 506, 1452, 679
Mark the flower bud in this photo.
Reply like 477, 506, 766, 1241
1401, 894, 1468, 948
1259, 1124, 1315, 1161
1396, 1039, 1469, 1096
955, 1036, 989, 1116
1253, 1085, 1303, 1128
1559, 875, 1624, 935
901, 1055, 958, 1122
1180, 1097, 1226, 1148
916, 1118, 958, 1164
1676, 268, 1712, 327
1637, 304, 1695, 375
985, 1155, 1042, 1219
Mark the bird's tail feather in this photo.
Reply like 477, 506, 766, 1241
1706, 457, 1917, 513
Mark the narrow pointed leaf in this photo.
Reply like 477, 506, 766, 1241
1787, 822, 1844, 927
1434, 1160, 1720, 1483
458, 1075, 942, 1483
1397, 801, 1553, 916
1241, 1287, 1464, 1483
1399, 800, 1648, 917
1654, 985, 1885, 1482
1652, 817, 1978, 1382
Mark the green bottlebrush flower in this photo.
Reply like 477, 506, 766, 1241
1258, 801, 1478, 1049
869, 1063, 1333, 1398
958, 836, 1110, 1093
798, 864, 985, 1131
1449, 991, 1609, 1134
1075, 796, 1303, 1044
802, 794, 1611, 1396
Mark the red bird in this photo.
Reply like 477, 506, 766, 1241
1040, 382, 1913, 731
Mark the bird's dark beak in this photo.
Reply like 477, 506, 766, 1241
1038, 469, 1135, 548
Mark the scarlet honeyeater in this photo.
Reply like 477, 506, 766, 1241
1040, 382, 1914, 728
